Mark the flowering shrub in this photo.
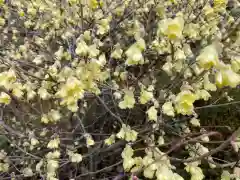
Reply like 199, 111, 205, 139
0, 0, 240, 179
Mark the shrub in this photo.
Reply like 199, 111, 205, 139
0, 0, 240, 179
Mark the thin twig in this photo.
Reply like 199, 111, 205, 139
0, 108, 24, 137
96, 96, 123, 124
195, 100, 240, 110
6, 138, 41, 160
180, 127, 240, 163
75, 160, 123, 179
135, 131, 220, 175
72, 114, 86, 134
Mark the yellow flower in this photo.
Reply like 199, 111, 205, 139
41, 114, 49, 124
224, 69, 240, 88
190, 118, 200, 127
119, 89, 135, 109
121, 145, 136, 171
114, 6, 125, 17
174, 60, 184, 72
139, 88, 153, 104
231, 57, 240, 72
156, 5, 166, 18
184, 23, 200, 39
175, 101, 193, 115
47, 175, 58, 180
184, 68, 193, 79
192, 64, 204, 76
158, 136, 165, 145
214, 0, 227, 12
22, 167, 34, 177
48, 110, 61, 123
204, 74, 217, 91
144, 167, 155, 179
46, 151, 61, 159
125, 38, 146, 65
67, 151, 83, 163
162, 102, 175, 117
121, 144, 133, 159
113, 91, 122, 99
36, 160, 43, 172
136, 38, 146, 51
97, 18, 110, 35
88, 44, 100, 58
83, 30, 91, 41
221, 170, 231, 180
147, 106, 158, 121
27, 90, 36, 100
162, 61, 173, 76
0, 69, 17, 89
125, 45, 144, 65
41, 110, 61, 124
85, 134, 95, 147
0, 92, 11, 105
120, 72, 127, 81
47, 159, 59, 173
97, 54, 106, 66
215, 71, 224, 88
67, 102, 79, 112
47, 138, 60, 149
38, 87, 51, 100
158, 16, 184, 40
11, 83, 24, 98
56, 77, 84, 111
54, 46, 64, 60
116, 124, 138, 142
125, 129, 138, 142
175, 90, 197, 115
195, 90, 211, 101
75, 40, 89, 56
156, 166, 176, 180
197, 45, 219, 70
104, 134, 116, 146
204, 5, 215, 17
89, 0, 99, 9
173, 173, 184, 180
27, 5, 37, 16
123, 157, 135, 171
30, 138, 39, 146
215, 68, 240, 88
131, 157, 143, 173
174, 49, 186, 60
111, 43, 123, 59
116, 125, 125, 139
0, 17, 5, 26
185, 165, 204, 180
0, 151, 7, 160
0, 163, 9, 172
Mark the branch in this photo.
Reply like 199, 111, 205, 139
169, 156, 238, 168
195, 100, 240, 110
75, 160, 123, 179
96, 95, 123, 124
179, 127, 240, 163
135, 131, 220, 175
